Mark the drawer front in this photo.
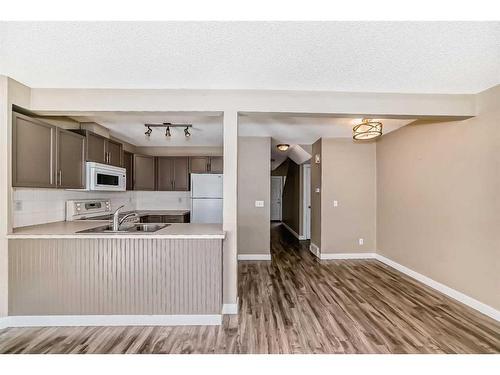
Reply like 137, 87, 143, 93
163, 215, 184, 223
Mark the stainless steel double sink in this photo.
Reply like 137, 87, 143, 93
77, 223, 170, 234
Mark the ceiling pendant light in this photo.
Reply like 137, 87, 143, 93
276, 144, 290, 152
165, 126, 171, 137
184, 126, 191, 137
353, 119, 383, 140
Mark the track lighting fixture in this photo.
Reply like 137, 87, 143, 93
144, 123, 193, 139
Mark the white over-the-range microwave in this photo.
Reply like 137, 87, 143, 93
85, 162, 126, 191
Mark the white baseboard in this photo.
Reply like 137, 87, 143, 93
309, 243, 320, 258
222, 297, 239, 315
237, 254, 271, 261
281, 222, 306, 240
0, 314, 222, 329
320, 252, 376, 260
374, 254, 500, 322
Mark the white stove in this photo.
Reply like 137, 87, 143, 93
65, 199, 112, 221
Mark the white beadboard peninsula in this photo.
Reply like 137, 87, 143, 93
7, 222, 224, 326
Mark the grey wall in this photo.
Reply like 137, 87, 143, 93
282, 159, 301, 235
377, 85, 500, 310
310, 139, 322, 249
321, 138, 376, 253
237, 137, 271, 255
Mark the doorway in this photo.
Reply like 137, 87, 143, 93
271, 176, 283, 221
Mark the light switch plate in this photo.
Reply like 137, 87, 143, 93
255, 200, 264, 207
333, 200, 338, 207
14, 200, 23, 211
315, 187, 321, 193
359, 238, 364, 245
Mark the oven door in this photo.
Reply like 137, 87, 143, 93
87, 163, 126, 191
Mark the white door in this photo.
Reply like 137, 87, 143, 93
303, 165, 311, 239
271, 176, 282, 221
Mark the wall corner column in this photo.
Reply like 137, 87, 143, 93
0, 76, 9, 318
222, 110, 238, 306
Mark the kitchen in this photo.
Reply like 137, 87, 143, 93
7, 107, 226, 326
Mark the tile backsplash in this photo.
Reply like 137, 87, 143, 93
134, 191, 191, 211
12, 188, 191, 228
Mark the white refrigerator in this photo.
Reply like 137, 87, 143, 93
191, 173, 223, 223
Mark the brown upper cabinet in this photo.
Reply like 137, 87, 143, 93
12, 112, 85, 189
189, 156, 209, 173
209, 156, 223, 173
156, 157, 189, 191
123, 151, 134, 191
56, 130, 85, 189
106, 139, 123, 167
74, 130, 123, 167
189, 156, 223, 173
133, 154, 155, 190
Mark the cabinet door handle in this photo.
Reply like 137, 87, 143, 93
58, 170, 62, 186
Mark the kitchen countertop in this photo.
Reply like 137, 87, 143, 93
8, 221, 224, 239
87, 209, 190, 220
134, 210, 190, 215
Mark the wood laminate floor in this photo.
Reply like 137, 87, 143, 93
1, 223, 499, 354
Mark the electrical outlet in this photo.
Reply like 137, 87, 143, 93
315, 187, 321, 193
333, 200, 338, 207
359, 238, 364, 246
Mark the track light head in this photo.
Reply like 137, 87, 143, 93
145, 126, 152, 137
184, 126, 191, 137
165, 126, 171, 137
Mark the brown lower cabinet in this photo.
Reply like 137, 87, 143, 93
140, 213, 190, 223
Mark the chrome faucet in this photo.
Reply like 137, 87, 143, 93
111, 205, 138, 231
112, 205, 125, 231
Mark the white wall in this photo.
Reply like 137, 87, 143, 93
1, 77, 31, 318
12, 189, 191, 228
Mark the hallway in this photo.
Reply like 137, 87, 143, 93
0, 223, 498, 354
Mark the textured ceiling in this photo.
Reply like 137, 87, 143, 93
1, 22, 499, 93
70, 112, 223, 147
239, 115, 414, 144
67, 112, 413, 147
